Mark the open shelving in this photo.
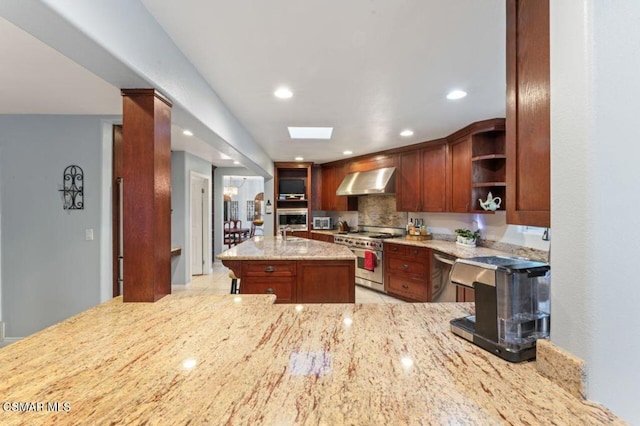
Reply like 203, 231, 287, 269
471, 130, 506, 212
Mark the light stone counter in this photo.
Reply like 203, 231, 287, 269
216, 235, 355, 260
0, 294, 623, 425
310, 229, 340, 236
386, 237, 528, 259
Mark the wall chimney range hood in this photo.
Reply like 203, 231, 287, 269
335, 167, 396, 196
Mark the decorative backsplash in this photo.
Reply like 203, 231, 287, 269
357, 195, 407, 228
355, 195, 549, 261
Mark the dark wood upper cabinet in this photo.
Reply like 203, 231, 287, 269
396, 143, 447, 213
506, 0, 551, 227
348, 154, 397, 173
396, 150, 422, 212
449, 136, 472, 213
321, 164, 357, 211
421, 143, 447, 212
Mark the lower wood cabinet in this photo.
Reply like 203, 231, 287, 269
241, 260, 296, 303
384, 243, 432, 302
228, 259, 353, 303
310, 232, 335, 243
456, 286, 475, 303
386, 274, 428, 301
297, 260, 354, 303
241, 278, 296, 303
290, 230, 309, 239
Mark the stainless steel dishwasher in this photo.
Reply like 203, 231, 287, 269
431, 251, 457, 302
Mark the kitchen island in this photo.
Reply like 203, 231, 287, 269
217, 235, 356, 303
0, 293, 622, 425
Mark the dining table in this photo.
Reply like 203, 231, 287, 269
224, 226, 250, 247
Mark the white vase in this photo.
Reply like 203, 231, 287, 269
456, 236, 476, 247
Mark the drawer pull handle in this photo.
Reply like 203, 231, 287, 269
391, 246, 398, 251
265, 266, 275, 273
402, 264, 409, 270
413, 250, 419, 255
265, 288, 274, 294
402, 284, 409, 290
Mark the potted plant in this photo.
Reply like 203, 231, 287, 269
454, 228, 481, 247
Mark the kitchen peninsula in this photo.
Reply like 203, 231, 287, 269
0, 293, 621, 424
217, 236, 356, 303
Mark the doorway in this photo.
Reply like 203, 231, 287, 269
190, 172, 210, 276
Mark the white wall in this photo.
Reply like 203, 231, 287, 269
412, 211, 549, 251
0, 1, 274, 178
0, 115, 116, 337
171, 151, 212, 285
551, 2, 640, 421
224, 176, 264, 223
213, 168, 274, 258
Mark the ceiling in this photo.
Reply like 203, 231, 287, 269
0, 1, 506, 167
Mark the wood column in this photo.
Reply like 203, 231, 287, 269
121, 89, 172, 302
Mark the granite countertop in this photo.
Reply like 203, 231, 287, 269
0, 294, 621, 424
310, 230, 547, 261
385, 237, 514, 259
216, 235, 355, 261
310, 229, 340, 235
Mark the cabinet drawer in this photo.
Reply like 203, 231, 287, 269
240, 278, 295, 303
243, 261, 296, 276
385, 243, 407, 256
385, 243, 430, 259
386, 274, 428, 302
387, 257, 427, 275
405, 246, 430, 259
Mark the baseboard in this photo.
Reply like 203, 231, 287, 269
0, 337, 23, 348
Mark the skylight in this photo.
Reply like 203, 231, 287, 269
288, 127, 333, 140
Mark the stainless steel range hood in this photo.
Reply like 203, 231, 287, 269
335, 167, 396, 196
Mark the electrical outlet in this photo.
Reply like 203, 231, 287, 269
85, 228, 94, 241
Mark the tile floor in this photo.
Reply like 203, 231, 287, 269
174, 262, 406, 304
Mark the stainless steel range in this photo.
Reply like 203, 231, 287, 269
333, 226, 404, 293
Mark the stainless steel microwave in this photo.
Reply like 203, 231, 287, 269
313, 217, 332, 230
276, 208, 308, 230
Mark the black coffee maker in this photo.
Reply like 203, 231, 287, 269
450, 256, 550, 362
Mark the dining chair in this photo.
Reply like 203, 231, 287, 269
223, 221, 234, 248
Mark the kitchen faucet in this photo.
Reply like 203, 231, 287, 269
280, 226, 292, 241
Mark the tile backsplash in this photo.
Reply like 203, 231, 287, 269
313, 194, 550, 260
357, 195, 407, 228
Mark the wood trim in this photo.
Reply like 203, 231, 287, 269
121, 88, 173, 107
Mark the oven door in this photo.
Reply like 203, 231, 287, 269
351, 247, 384, 293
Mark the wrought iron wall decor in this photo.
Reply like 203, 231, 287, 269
59, 165, 84, 210
246, 200, 255, 221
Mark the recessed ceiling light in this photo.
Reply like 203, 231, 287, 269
288, 127, 333, 140
220, 153, 231, 160
182, 129, 193, 136
446, 90, 467, 100
295, 156, 304, 161
400, 130, 414, 137
343, 150, 353, 155
233, 161, 240, 165
274, 87, 293, 99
